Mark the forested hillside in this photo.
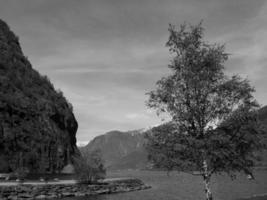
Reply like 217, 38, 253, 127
0, 19, 79, 173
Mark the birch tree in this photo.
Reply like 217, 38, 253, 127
146, 22, 265, 200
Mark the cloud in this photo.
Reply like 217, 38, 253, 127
1, 0, 267, 142
125, 113, 150, 120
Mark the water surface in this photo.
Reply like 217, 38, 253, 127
62, 170, 267, 200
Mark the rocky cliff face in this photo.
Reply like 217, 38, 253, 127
83, 130, 149, 170
0, 19, 79, 173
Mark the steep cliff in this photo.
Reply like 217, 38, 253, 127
0, 19, 78, 173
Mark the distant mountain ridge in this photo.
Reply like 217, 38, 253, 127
83, 106, 267, 171
82, 129, 149, 170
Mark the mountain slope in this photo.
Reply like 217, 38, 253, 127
83, 130, 149, 170
84, 106, 267, 170
0, 19, 79, 173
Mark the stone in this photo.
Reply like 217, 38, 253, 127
18, 193, 34, 198
62, 192, 74, 197
35, 195, 47, 199
74, 192, 85, 197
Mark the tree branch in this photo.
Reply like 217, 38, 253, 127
169, 158, 204, 176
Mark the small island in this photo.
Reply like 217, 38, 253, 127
0, 177, 151, 199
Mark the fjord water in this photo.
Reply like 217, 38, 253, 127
63, 170, 267, 200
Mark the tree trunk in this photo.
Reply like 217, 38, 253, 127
203, 160, 213, 200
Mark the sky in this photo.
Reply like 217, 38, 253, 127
0, 0, 266, 145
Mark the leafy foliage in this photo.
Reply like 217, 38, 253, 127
146, 22, 265, 200
146, 109, 265, 176
73, 149, 106, 184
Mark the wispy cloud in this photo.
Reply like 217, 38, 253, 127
1, 0, 266, 142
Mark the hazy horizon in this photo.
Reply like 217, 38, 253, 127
1, 0, 267, 145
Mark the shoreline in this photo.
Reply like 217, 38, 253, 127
0, 180, 77, 186
0, 178, 151, 200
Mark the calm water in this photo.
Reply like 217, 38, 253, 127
62, 170, 267, 200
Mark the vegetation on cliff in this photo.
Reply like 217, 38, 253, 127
0, 19, 78, 173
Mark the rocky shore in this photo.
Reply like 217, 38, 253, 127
0, 178, 151, 199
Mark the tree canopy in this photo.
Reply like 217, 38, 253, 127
146, 22, 266, 200
73, 149, 106, 184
